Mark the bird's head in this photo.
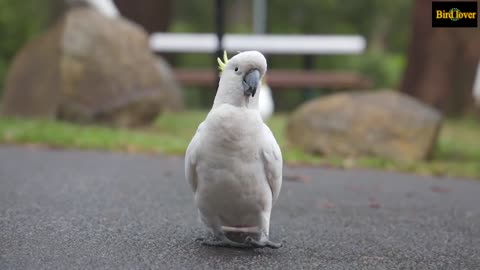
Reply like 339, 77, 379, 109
214, 51, 267, 108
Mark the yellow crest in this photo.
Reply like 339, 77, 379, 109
217, 51, 229, 71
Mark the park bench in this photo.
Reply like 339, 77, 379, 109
149, 33, 373, 90
172, 69, 372, 90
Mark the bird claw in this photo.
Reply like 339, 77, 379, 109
200, 239, 252, 249
245, 236, 283, 249
196, 233, 254, 248
194, 236, 205, 242
196, 234, 283, 249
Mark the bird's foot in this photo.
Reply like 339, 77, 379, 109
196, 233, 282, 249
245, 236, 283, 249
200, 238, 252, 249
196, 233, 253, 248
194, 236, 206, 242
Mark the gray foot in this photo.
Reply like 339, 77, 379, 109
195, 236, 205, 242
196, 232, 253, 248
200, 238, 252, 249
245, 236, 283, 249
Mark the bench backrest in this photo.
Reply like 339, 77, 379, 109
150, 33, 366, 55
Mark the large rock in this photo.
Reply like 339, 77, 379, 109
1, 7, 183, 127
154, 57, 184, 112
286, 90, 443, 161
0, 22, 64, 118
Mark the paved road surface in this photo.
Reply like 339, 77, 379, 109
0, 146, 479, 269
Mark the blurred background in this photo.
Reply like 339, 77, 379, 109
0, 0, 412, 109
0, 0, 479, 179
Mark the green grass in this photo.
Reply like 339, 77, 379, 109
1, 111, 480, 180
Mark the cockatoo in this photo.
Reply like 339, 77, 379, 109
66, 0, 120, 18
185, 51, 283, 249
473, 61, 480, 106
259, 79, 274, 121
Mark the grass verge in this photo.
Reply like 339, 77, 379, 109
1, 111, 479, 179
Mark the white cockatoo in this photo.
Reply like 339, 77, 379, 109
67, 0, 120, 18
259, 79, 274, 121
185, 51, 283, 249
473, 61, 480, 106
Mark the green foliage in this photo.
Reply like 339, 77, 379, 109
1, 112, 480, 179
343, 52, 406, 89
0, 116, 189, 155
435, 117, 480, 162
172, 1, 214, 32
0, 0, 53, 94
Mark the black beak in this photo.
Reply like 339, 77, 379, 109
242, 69, 260, 97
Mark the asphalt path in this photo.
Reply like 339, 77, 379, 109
0, 146, 479, 269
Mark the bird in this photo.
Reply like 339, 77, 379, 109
259, 78, 275, 121
185, 51, 283, 249
473, 61, 480, 106
66, 0, 120, 18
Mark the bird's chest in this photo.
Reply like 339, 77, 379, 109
198, 143, 264, 197
196, 107, 266, 186
205, 116, 261, 160
203, 133, 260, 169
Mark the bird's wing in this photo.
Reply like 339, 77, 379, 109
185, 122, 204, 193
260, 124, 283, 203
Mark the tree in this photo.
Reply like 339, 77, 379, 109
114, 0, 173, 33
400, 0, 480, 115
0, 0, 55, 94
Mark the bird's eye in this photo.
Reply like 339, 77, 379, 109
234, 67, 239, 72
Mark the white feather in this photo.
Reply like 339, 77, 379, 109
259, 83, 274, 121
84, 0, 120, 18
473, 61, 480, 106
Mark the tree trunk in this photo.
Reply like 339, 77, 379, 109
114, 0, 173, 33
400, 0, 480, 115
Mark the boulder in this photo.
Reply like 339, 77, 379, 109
154, 57, 184, 112
0, 22, 64, 118
1, 7, 182, 127
286, 90, 443, 161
